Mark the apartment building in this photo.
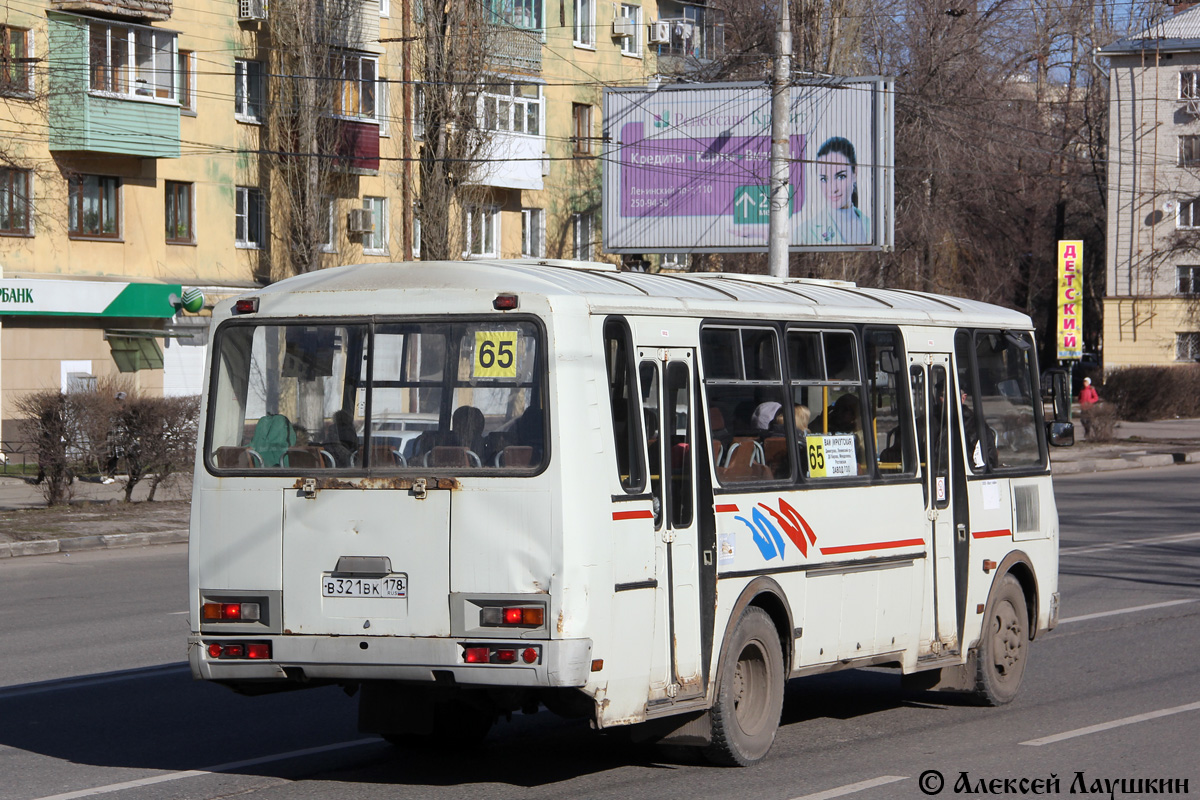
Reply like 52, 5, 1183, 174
1100, 5, 1200, 369
0, 0, 723, 445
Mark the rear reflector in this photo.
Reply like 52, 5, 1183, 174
463, 646, 491, 664
246, 643, 271, 659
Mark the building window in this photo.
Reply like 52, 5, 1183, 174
574, 0, 594, 45
89, 22, 177, 100
465, 204, 498, 257
1177, 332, 1200, 362
165, 181, 193, 243
380, 0, 390, 16
68, 175, 120, 238
234, 59, 264, 121
334, 54, 377, 120
412, 203, 421, 258
1180, 198, 1200, 229
619, 4, 641, 56
1183, 71, 1200, 99
494, 0, 542, 30
660, 252, 688, 269
1181, 136, 1200, 166
482, 81, 541, 135
377, 75, 389, 136
1, 26, 32, 96
322, 197, 336, 252
573, 211, 594, 260
178, 49, 195, 113
362, 196, 388, 254
1178, 265, 1200, 294
521, 207, 544, 257
235, 186, 264, 248
0, 167, 31, 235
572, 103, 593, 155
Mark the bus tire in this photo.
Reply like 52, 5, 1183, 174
703, 606, 784, 767
972, 573, 1029, 706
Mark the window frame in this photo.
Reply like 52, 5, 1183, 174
1182, 71, 1200, 100
619, 4, 641, 56
233, 59, 264, 122
1180, 198, 1200, 229
88, 21, 178, 103
1178, 265, 1200, 295
481, 80, 542, 136
321, 196, 337, 253
572, 102, 593, 155
574, 0, 595, 47
1177, 332, 1200, 362
521, 207, 544, 257
493, 0, 543, 31
0, 167, 32, 236
235, 186, 265, 249
464, 203, 499, 258
332, 53, 378, 121
165, 180, 194, 244
573, 211, 594, 260
178, 48, 196, 113
362, 196, 388, 254
0, 25, 33, 97
68, 174, 121, 240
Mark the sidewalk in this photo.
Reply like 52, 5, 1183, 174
4, 418, 1200, 560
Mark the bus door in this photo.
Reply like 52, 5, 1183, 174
909, 354, 960, 654
639, 349, 704, 699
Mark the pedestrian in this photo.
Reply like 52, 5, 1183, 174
1079, 377, 1100, 407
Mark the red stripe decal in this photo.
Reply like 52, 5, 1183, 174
714, 504, 740, 513
972, 529, 1012, 540
612, 509, 654, 521
819, 538, 926, 556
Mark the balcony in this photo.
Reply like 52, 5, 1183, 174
486, 24, 542, 74
47, 13, 180, 158
333, 118, 380, 174
51, 0, 172, 22
653, 6, 725, 67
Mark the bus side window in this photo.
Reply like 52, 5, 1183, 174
865, 328, 915, 476
604, 318, 645, 493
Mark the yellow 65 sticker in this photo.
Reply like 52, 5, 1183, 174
474, 331, 519, 378
805, 435, 828, 477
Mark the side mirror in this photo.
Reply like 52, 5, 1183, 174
1048, 421, 1074, 447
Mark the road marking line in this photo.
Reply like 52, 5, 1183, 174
1061, 531, 1200, 556
28, 738, 380, 800
787, 775, 908, 800
1020, 701, 1200, 747
0, 664, 190, 699
1059, 599, 1197, 624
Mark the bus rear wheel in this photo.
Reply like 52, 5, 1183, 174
972, 574, 1029, 706
703, 606, 784, 767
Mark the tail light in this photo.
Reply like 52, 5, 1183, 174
202, 601, 262, 622
460, 644, 541, 665
207, 641, 271, 660
479, 605, 544, 628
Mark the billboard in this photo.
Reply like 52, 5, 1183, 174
602, 79, 893, 253
1056, 240, 1083, 360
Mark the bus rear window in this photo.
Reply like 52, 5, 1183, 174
207, 319, 545, 474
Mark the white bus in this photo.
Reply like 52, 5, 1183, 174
189, 260, 1073, 766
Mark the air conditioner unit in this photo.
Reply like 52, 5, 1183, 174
348, 208, 374, 234
648, 20, 670, 44
238, 0, 267, 20
612, 17, 636, 38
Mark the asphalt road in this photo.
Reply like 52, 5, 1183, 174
1, 466, 1198, 800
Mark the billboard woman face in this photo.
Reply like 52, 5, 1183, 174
817, 152, 854, 210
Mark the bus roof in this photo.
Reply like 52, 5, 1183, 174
246, 260, 1033, 329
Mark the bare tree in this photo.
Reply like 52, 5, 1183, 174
414, 0, 499, 260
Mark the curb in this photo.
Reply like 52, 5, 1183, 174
1051, 449, 1200, 475
0, 528, 188, 560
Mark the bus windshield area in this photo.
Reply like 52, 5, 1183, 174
207, 319, 544, 473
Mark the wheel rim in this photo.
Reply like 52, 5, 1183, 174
990, 598, 1025, 683
732, 640, 771, 736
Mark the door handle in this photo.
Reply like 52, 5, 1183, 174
957, 523, 967, 543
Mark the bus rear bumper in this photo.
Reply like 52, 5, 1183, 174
188, 635, 593, 688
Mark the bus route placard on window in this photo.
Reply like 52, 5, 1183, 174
474, 331, 519, 378
805, 434, 857, 477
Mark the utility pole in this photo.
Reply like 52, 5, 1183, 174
767, 0, 792, 278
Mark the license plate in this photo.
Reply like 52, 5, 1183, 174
322, 574, 407, 598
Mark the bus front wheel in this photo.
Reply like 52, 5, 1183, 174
703, 606, 784, 767
972, 574, 1029, 706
